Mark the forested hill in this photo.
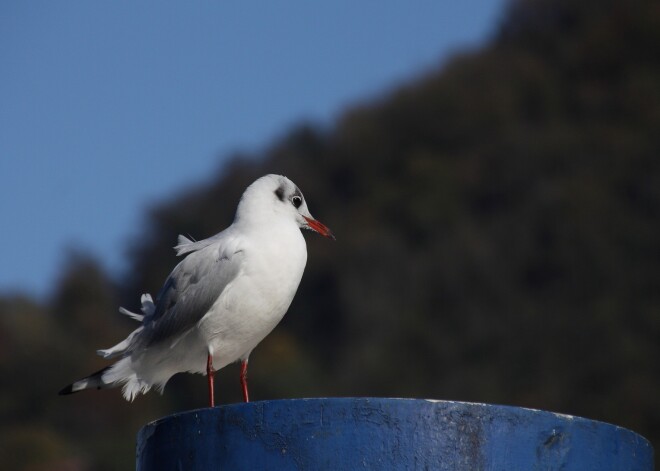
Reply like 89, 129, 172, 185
2, 0, 659, 469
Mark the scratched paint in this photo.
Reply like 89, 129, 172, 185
136, 398, 653, 471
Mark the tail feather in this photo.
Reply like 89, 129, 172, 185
60, 290, 169, 401
118, 306, 144, 322
59, 358, 153, 401
96, 326, 143, 359
101, 357, 152, 401
59, 366, 112, 395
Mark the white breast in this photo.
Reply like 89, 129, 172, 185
199, 224, 308, 368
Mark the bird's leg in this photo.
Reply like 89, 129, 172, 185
207, 354, 216, 407
240, 359, 249, 403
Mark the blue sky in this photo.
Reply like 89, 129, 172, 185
0, 1, 506, 299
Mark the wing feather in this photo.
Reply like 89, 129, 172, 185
141, 237, 244, 346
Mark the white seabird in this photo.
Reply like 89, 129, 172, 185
60, 174, 334, 406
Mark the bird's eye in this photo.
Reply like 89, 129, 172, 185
291, 195, 303, 208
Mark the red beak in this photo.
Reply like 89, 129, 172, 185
303, 216, 336, 240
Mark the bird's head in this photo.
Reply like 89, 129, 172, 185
236, 174, 335, 240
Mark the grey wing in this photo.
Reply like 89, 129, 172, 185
141, 247, 244, 346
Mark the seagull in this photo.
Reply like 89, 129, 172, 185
59, 174, 334, 406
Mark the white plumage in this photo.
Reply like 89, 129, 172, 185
60, 174, 334, 403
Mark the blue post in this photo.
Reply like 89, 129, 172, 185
136, 398, 653, 470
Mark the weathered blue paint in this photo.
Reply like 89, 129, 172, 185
136, 398, 654, 470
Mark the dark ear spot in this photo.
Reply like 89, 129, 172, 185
274, 185, 285, 202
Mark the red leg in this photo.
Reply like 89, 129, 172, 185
240, 359, 249, 403
206, 354, 215, 407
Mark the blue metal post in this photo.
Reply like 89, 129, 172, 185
136, 398, 653, 470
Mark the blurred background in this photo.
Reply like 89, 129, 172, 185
2, 0, 659, 469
